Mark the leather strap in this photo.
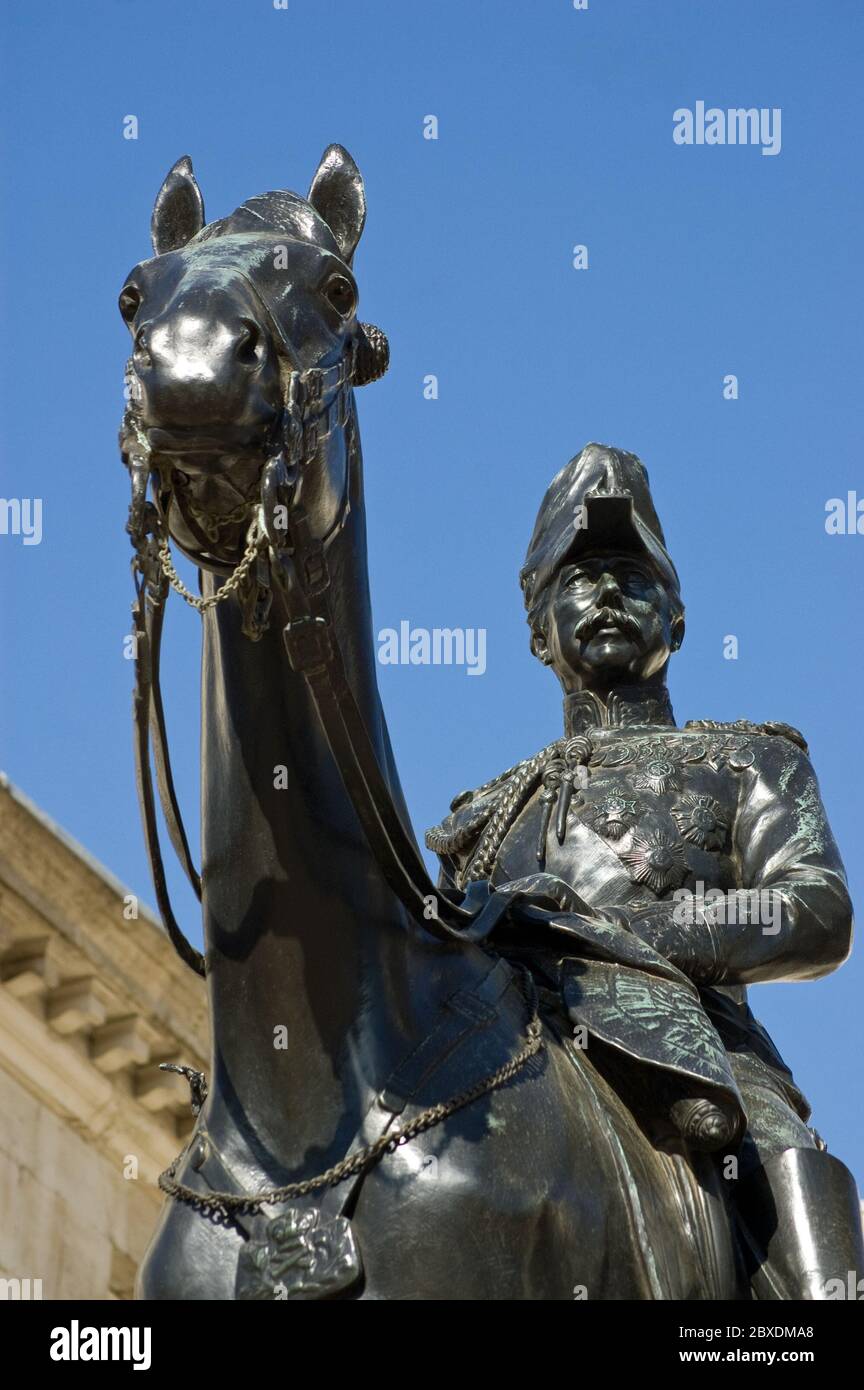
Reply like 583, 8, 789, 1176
378, 956, 515, 1112
274, 462, 499, 944
233, 268, 503, 944
147, 587, 202, 900
131, 557, 206, 977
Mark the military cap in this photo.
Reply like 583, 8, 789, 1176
520, 443, 681, 620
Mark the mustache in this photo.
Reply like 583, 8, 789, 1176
574, 606, 643, 642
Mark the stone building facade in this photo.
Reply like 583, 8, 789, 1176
0, 774, 208, 1300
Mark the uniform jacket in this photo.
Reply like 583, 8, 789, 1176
426, 686, 853, 1124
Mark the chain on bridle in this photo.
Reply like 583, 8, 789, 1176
122, 278, 508, 983
123, 299, 389, 621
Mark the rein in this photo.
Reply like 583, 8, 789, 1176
122, 294, 500, 977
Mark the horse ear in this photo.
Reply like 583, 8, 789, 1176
151, 156, 205, 255
307, 145, 366, 264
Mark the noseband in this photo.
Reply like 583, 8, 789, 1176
122, 282, 504, 977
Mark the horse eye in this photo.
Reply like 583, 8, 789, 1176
119, 286, 141, 323
324, 275, 356, 317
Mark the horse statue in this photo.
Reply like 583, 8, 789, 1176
118, 147, 748, 1300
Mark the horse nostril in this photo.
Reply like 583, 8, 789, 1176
133, 326, 151, 365
235, 321, 263, 367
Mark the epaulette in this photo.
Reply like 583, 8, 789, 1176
684, 719, 809, 754
424, 742, 558, 860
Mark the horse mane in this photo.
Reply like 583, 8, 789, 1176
191, 190, 340, 253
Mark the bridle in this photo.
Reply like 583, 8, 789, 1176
122, 275, 507, 978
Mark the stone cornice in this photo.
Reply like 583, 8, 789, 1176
0, 775, 209, 1172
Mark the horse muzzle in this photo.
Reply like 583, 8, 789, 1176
144, 422, 279, 475
131, 303, 283, 457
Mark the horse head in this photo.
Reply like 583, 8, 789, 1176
119, 147, 387, 580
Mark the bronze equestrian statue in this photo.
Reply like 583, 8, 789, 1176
118, 148, 862, 1299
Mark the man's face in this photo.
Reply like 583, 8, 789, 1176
536, 550, 682, 692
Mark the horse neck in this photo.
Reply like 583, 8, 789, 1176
197, 420, 448, 1172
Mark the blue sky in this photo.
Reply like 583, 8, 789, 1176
1, 1, 863, 1182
